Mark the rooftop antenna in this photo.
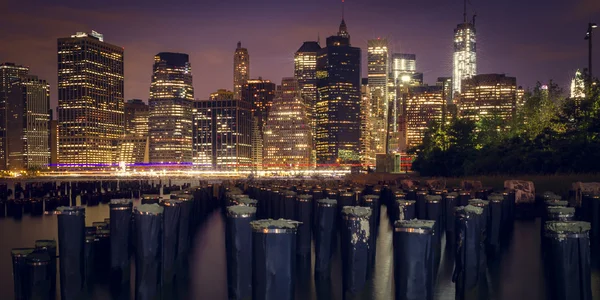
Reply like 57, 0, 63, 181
317, 32, 321, 45
463, 0, 467, 23
473, 14, 477, 26
342, 0, 345, 20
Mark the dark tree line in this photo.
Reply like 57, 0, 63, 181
411, 74, 600, 176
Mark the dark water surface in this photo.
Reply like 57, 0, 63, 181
1, 198, 600, 299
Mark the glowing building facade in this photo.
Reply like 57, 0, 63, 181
452, 22, 477, 97
234, 42, 250, 100
360, 78, 375, 167
404, 86, 445, 149
316, 19, 361, 165
367, 38, 389, 155
57, 32, 124, 167
294, 41, 321, 142
192, 93, 252, 171
117, 99, 149, 165
6, 75, 51, 170
458, 74, 518, 123
242, 78, 276, 170
0, 63, 29, 170
571, 69, 586, 99
148, 52, 193, 166
263, 78, 312, 170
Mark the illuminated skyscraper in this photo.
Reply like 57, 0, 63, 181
148, 52, 194, 166
193, 91, 252, 170
242, 78, 276, 170
57, 31, 124, 167
392, 54, 417, 84
367, 38, 389, 155
0, 63, 29, 170
263, 78, 312, 170
234, 42, 250, 100
571, 70, 586, 99
452, 4, 477, 97
458, 74, 518, 123
316, 18, 361, 165
294, 41, 321, 142
6, 75, 50, 170
360, 78, 375, 167
117, 99, 149, 165
404, 86, 445, 149
124, 99, 149, 136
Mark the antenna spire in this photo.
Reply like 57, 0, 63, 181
463, 0, 467, 22
317, 32, 321, 45
342, 0, 345, 20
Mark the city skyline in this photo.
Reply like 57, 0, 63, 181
0, 0, 596, 111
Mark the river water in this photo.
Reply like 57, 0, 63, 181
1, 195, 599, 299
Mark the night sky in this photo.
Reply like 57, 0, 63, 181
0, 0, 598, 109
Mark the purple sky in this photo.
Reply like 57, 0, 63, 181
0, 0, 598, 109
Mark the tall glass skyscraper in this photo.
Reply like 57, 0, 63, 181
234, 42, 250, 100
452, 9, 477, 97
0, 63, 29, 170
263, 77, 312, 170
294, 41, 321, 125
316, 19, 361, 165
6, 75, 50, 170
367, 38, 389, 155
148, 52, 194, 165
117, 99, 149, 165
242, 78, 276, 170
57, 31, 124, 167
193, 91, 252, 171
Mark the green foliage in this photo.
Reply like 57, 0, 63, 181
412, 77, 600, 176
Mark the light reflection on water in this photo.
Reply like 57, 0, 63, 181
1, 196, 599, 299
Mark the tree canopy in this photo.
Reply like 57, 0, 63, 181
411, 75, 600, 176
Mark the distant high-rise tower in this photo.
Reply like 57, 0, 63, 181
316, 18, 361, 165
193, 92, 252, 170
117, 99, 150, 165
367, 38, 389, 155
263, 77, 312, 170
458, 74, 518, 123
6, 75, 50, 170
452, 0, 477, 97
0, 63, 29, 170
234, 42, 250, 100
360, 78, 375, 167
148, 52, 194, 165
294, 41, 321, 129
242, 78, 276, 170
57, 31, 124, 167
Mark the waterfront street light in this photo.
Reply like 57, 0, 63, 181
585, 23, 597, 84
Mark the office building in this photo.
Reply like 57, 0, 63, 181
148, 52, 194, 166
263, 78, 312, 170
360, 78, 375, 167
458, 74, 518, 123
404, 86, 445, 149
452, 8, 477, 97
50, 120, 58, 168
0, 63, 29, 170
295, 41, 321, 137
571, 69, 586, 99
242, 78, 276, 170
234, 42, 250, 100
117, 99, 150, 165
316, 19, 361, 165
57, 31, 124, 167
5, 75, 50, 170
193, 93, 252, 171
367, 38, 389, 155
436, 77, 453, 105
124, 99, 149, 136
